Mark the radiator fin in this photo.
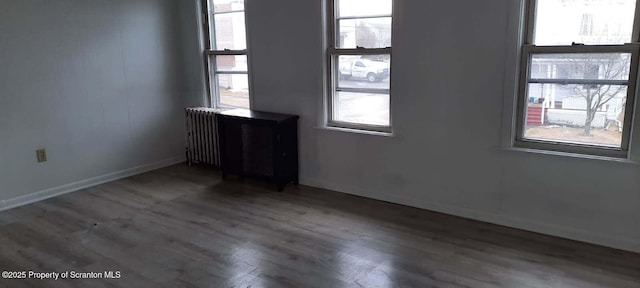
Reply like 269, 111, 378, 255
185, 107, 221, 166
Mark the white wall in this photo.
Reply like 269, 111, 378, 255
231, 0, 640, 252
0, 0, 200, 206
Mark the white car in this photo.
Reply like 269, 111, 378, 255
339, 59, 389, 82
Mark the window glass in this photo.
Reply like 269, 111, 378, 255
334, 92, 390, 126
212, 0, 245, 13
517, 0, 639, 155
524, 83, 626, 147
337, 55, 390, 89
530, 53, 631, 80
217, 74, 250, 108
523, 53, 630, 147
206, 0, 250, 109
212, 12, 247, 50
329, 0, 392, 130
338, 0, 392, 18
534, 0, 636, 45
216, 55, 248, 72
338, 18, 392, 48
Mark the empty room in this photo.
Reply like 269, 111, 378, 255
1, 0, 640, 287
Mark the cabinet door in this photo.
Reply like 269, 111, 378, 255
278, 121, 298, 181
241, 123, 274, 177
219, 118, 244, 175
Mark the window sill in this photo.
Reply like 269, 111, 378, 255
316, 126, 395, 137
501, 146, 638, 165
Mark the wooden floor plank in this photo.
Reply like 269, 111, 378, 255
0, 164, 638, 287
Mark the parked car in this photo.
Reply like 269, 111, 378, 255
339, 59, 389, 82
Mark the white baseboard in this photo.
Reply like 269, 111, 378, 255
300, 177, 640, 254
0, 156, 185, 212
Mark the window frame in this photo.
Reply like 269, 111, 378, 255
202, 0, 252, 109
326, 0, 393, 133
515, 0, 640, 158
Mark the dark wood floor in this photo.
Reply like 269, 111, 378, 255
0, 164, 639, 288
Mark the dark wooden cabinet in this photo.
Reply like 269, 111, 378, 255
215, 109, 299, 191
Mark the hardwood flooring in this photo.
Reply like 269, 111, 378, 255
0, 164, 639, 287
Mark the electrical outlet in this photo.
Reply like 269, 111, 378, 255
36, 149, 47, 163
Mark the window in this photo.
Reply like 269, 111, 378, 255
580, 13, 594, 36
327, 0, 392, 132
203, 0, 250, 108
516, 0, 640, 157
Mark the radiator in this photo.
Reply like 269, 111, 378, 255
185, 107, 221, 166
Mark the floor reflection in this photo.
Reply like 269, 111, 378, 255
337, 237, 395, 287
226, 243, 264, 287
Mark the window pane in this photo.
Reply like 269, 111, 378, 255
212, 12, 246, 50
338, 0, 392, 17
216, 55, 248, 72
534, 0, 636, 45
211, 0, 244, 13
217, 74, 250, 108
530, 53, 631, 81
338, 17, 391, 48
524, 83, 626, 147
334, 92, 389, 126
337, 55, 390, 89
